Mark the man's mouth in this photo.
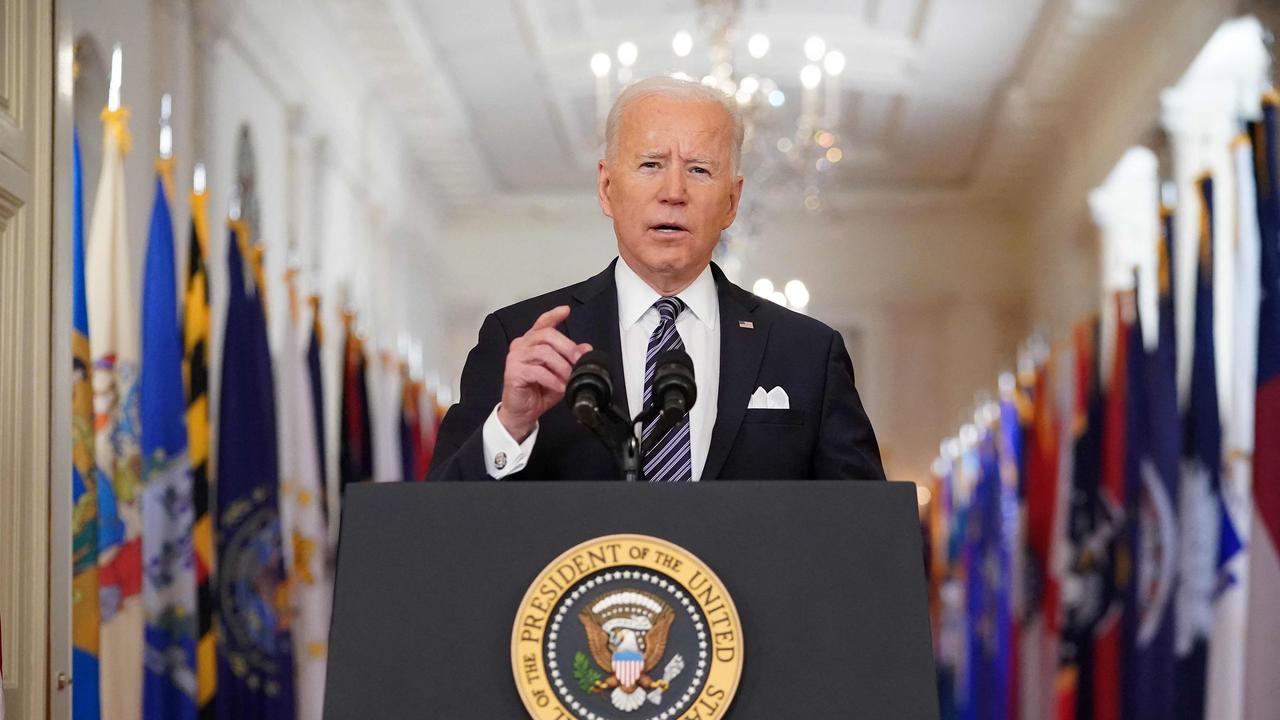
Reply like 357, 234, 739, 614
649, 223, 689, 234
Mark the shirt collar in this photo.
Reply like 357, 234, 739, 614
614, 256, 718, 331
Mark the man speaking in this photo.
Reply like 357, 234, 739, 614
428, 76, 884, 482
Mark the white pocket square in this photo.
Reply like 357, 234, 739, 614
748, 386, 790, 409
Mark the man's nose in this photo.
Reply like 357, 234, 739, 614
658, 165, 687, 204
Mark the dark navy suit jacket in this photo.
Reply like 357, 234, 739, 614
427, 260, 886, 481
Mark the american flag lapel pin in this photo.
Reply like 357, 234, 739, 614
738, 320, 754, 329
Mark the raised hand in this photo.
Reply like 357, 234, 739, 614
497, 305, 592, 442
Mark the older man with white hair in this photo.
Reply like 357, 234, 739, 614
428, 76, 884, 482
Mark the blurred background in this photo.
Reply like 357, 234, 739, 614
2, 0, 1277, 718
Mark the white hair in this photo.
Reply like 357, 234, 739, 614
604, 75, 745, 175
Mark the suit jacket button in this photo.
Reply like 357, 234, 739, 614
494, 452, 508, 470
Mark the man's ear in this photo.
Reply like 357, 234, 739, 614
721, 174, 745, 229
597, 159, 614, 219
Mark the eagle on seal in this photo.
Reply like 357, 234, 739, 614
578, 590, 685, 711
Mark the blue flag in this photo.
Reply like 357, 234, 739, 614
1174, 176, 1222, 720
71, 125, 103, 720
1123, 212, 1181, 720
966, 428, 1012, 720
140, 169, 198, 720
1062, 324, 1106, 719
306, 296, 328, 524
216, 225, 296, 720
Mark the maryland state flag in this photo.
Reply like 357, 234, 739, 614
216, 222, 296, 720
184, 177, 216, 719
71, 126, 102, 720
86, 100, 145, 720
140, 157, 197, 719
1244, 92, 1280, 720
1123, 210, 1181, 720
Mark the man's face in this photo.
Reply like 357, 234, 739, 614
598, 95, 743, 285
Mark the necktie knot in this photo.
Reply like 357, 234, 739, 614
653, 296, 685, 324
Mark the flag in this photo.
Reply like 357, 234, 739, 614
140, 158, 198, 719
1205, 130, 1261, 720
87, 102, 145, 720
1173, 175, 1222, 720
216, 222, 296, 720
931, 458, 960, 720
993, 376, 1024, 717
1123, 209, 1181, 720
339, 314, 373, 499
1243, 92, 1280, 720
71, 125, 103, 720
968, 426, 1014, 720
1093, 292, 1133, 720
183, 178, 216, 719
418, 386, 440, 476
1020, 356, 1059, 720
278, 272, 333, 720
305, 294, 328, 524
1060, 322, 1106, 720
400, 371, 425, 482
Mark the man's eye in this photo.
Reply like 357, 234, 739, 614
691, 166, 710, 175
640, 161, 660, 169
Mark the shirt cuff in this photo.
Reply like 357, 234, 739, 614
482, 403, 538, 479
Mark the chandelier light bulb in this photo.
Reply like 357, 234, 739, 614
784, 280, 810, 308
800, 64, 822, 89
771, 290, 789, 307
590, 52, 612, 78
823, 50, 846, 76
752, 278, 774, 297
748, 33, 770, 59
768, 89, 786, 107
672, 30, 693, 58
739, 76, 759, 95
617, 41, 638, 67
804, 36, 827, 62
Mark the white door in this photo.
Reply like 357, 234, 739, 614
0, 0, 60, 717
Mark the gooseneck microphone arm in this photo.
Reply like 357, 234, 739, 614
565, 351, 641, 481
566, 349, 699, 482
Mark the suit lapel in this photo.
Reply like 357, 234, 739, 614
565, 259, 630, 420
702, 263, 770, 480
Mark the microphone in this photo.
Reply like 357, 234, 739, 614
565, 350, 614, 429
643, 349, 696, 452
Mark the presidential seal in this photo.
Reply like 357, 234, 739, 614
512, 534, 743, 720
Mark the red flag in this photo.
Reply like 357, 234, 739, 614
1093, 292, 1132, 720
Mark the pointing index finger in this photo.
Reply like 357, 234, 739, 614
531, 305, 571, 332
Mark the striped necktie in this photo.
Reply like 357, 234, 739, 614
642, 296, 693, 482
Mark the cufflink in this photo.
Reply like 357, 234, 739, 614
494, 451, 508, 470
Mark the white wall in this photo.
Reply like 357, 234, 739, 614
437, 201, 1027, 484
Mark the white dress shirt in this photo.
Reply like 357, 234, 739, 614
482, 257, 720, 480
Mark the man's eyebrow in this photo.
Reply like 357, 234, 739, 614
636, 149, 719, 166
